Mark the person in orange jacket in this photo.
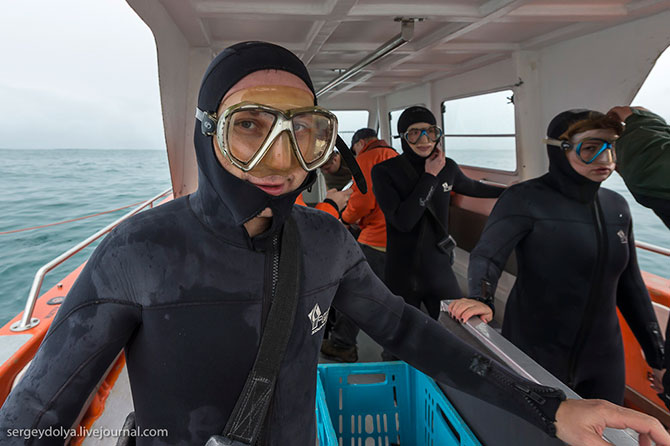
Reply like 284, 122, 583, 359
320, 128, 398, 362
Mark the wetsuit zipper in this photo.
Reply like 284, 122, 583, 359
567, 197, 608, 387
471, 355, 564, 435
257, 233, 280, 446
493, 369, 561, 432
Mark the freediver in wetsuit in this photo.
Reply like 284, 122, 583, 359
450, 110, 664, 403
1, 45, 668, 446
372, 106, 503, 319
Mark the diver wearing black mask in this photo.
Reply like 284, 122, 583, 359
1, 46, 668, 446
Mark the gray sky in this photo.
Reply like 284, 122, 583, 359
0, 0, 164, 150
1, 1, 669, 151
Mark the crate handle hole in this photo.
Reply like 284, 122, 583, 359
347, 373, 387, 385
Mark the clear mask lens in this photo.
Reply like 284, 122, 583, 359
227, 109, 277, 163
216, 103, 338, 171
404, 126, 443, 144
291, 112, 335, 164
575, 139, 617, 164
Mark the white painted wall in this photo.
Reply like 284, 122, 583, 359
538, 10, 670, 130
128, 0, 212, 197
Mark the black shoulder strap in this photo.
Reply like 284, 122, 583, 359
336, 135, 367, 194
207, 217, 301, 446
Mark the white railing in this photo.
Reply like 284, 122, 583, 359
636, 241, 670, 257
440, 301, 641, 446
10, 188, 173, 332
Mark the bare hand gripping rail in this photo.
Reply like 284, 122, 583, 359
440, 300, 641, 446
10, 188, 173, 332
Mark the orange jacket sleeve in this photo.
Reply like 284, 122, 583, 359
341, 148, 397, 224
295, 193, 339, 219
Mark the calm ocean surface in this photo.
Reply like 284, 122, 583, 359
0, 149, 172, 326
0, 148, 668, 326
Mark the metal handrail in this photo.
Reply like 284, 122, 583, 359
636, 241, 670, 257
316, 19, 414, 97
10, 188, 173, 332
440, 300, 640, 445
478, 179, 508, 188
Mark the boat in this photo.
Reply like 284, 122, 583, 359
1, 1, 669, 444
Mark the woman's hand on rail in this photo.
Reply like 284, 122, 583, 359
447, 298, 493, 324
554, 398, 670, 446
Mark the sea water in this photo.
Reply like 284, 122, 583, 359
0, 149, 171, 326
449, 146, 669, 281
0, 148, 668, 326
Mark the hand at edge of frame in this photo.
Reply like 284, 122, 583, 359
554, 398, 670, 446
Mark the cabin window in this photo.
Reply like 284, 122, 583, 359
333, 110, 369, 145
388, 109, 406, 153
441, 90, 516, 172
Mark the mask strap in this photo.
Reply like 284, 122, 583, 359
196, 108, 217, 136
336, 136, 367, 194
543, 138, 572, 151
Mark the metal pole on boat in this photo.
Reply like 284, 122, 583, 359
10, 188, 173, 332
315, 18, 416, 97
636, 241, 670, 257
440, 300, 644, 446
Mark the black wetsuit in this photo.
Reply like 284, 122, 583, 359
468, 134, 664, 403
0, 43, 567, 445
372, 151, 502, 318
0, 181, 569, 445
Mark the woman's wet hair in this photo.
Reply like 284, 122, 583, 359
559, 112, 624, 140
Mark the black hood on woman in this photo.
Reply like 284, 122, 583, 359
543, 109, 603, 203
397, 105, 438, 170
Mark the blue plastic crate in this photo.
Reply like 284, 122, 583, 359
317, 361, 481, 446
316, 373, 339, 445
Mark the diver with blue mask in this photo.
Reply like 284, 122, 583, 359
450, 109, 664, 404
1, 46, 668, 446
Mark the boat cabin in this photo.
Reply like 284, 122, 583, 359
1, 1, 670, 444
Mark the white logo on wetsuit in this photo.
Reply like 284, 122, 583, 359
616, 229, 628, 244
442, 182, 452, 193
308, 303, 330, 335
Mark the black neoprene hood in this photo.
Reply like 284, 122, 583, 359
397, 106, 436, 135
193, 41, 318, 228
543, 109, 604, 203
197, 41, 316, 113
